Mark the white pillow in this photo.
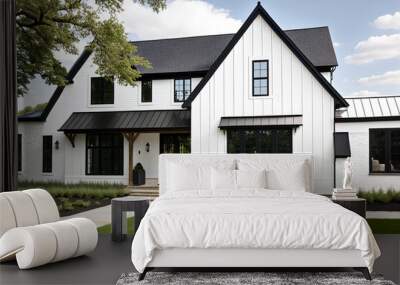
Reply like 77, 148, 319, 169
167, 162, 211, 191
236, 169, 267, 189
211, 168, 237, 190
266, 161, 308, 191
237, 158, 310, 191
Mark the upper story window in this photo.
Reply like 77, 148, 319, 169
370, 128, 400, 174
174, 79, 191, 102
91, 77, 114, 105
141, 80, 152, 103
227, 129, 292, 153
252, 60, 269, 97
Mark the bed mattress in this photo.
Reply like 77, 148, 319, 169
131, 189, 380, 273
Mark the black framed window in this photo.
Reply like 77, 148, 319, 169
252, 60, 269, 96
370, 128, 400, 173
160, 133, 190, 153
86, 133, 123, 175
174, 79, 191, 102
91, 77, 114, 104
227, 128, 292, 153
42, 136, 52, 173
18, 134, 22, 171
141, 80, 152, 103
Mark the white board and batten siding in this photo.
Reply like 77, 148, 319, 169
191, 15, 336, 193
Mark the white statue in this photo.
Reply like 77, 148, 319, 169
343, 157, 352, 190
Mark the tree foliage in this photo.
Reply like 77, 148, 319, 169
16, 0, 166, 96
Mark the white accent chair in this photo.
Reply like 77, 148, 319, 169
0, 189, 98, 269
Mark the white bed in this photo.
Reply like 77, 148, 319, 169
131, 154, 380, 280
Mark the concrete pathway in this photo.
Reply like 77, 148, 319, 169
367, 211, 400, 219
60, 205, 134, 227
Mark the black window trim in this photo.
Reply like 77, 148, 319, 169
227, 127, 293, 153
159, 133, 191, 154
42, 135, 53, 173
90, 77, 115, 105
174, 78, 192, 103
141, 80, 152, 103
85, 133, 124, 176
369, 128, 400, 175
252, 59, 269, 97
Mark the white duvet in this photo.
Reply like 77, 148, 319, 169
131, 190, 380, 273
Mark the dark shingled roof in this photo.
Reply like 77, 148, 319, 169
133, 27, 337, 76
59, 110, 190, 133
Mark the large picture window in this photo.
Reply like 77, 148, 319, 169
174, 79, 191, 102
160, 133, 190, 153
86, 134, 123, 175
141, 80, 152, 103
91, 77, 114, 105
370, 128, 400, 173
42, 136, 52, 173
227, 129, 292, 153
252, 60, 269, 96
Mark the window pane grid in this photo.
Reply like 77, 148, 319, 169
370, 128, 400, 173
252, 60, 269, 97
91, 77, 114, 105
227, 128, 292, 154
86, 134, 123, 175
174, 79, 191, 102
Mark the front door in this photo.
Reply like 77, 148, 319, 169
160, 133, 190, 153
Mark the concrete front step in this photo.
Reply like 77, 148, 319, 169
128, 189, 159, 198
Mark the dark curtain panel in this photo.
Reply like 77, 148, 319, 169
0, 0, 17, 192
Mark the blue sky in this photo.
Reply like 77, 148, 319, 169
205, 0, 400, 97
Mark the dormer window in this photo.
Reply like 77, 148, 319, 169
174, 79, 191, 102
91, 77, 114, 105
252, 60, 269, 96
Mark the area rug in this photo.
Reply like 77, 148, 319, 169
116, 272, 395, 285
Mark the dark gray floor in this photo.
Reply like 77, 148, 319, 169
0, 234, 134, 285
1, 234, 399, 285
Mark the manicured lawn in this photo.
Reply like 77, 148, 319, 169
367, 219, 400, 234
18, 181, 128, 216
98, 217, 135, 234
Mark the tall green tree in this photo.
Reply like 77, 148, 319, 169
16, 0, 166, 96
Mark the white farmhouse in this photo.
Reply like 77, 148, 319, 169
335, 96, 400, 191
20, 3, 392, 194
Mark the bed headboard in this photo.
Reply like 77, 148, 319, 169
159, 153, 313, 195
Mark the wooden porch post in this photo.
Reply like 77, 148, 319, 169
122, 132, 139, 187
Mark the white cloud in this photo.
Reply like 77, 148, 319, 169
347, 90, 385, 97
120, 0, 242, 40
345, 34, 400, 64
333, 42, 341, 48
374, 11, 400, 30
358, 70, 400, 86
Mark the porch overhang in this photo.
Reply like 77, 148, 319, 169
218, 115, 303, 130
58, 110, 191, 134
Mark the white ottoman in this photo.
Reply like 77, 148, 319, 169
0, 189, 98, 269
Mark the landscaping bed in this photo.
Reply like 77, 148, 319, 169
18, 181, 129, 216
358, 189, 400, 211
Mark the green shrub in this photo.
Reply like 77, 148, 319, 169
358, 188, 400, 204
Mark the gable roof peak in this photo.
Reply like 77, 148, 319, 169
182, 2, 348, 109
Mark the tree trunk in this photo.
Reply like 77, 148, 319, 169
0, 0, 17, 192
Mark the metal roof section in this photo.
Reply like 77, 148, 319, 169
336, 96, 400, 122
334, 132, 351, 158
59, 110, 191, 133
219, 115, 303, 129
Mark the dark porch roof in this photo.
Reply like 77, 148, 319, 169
218, 115, 303, 129
59, 110, 190, 133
